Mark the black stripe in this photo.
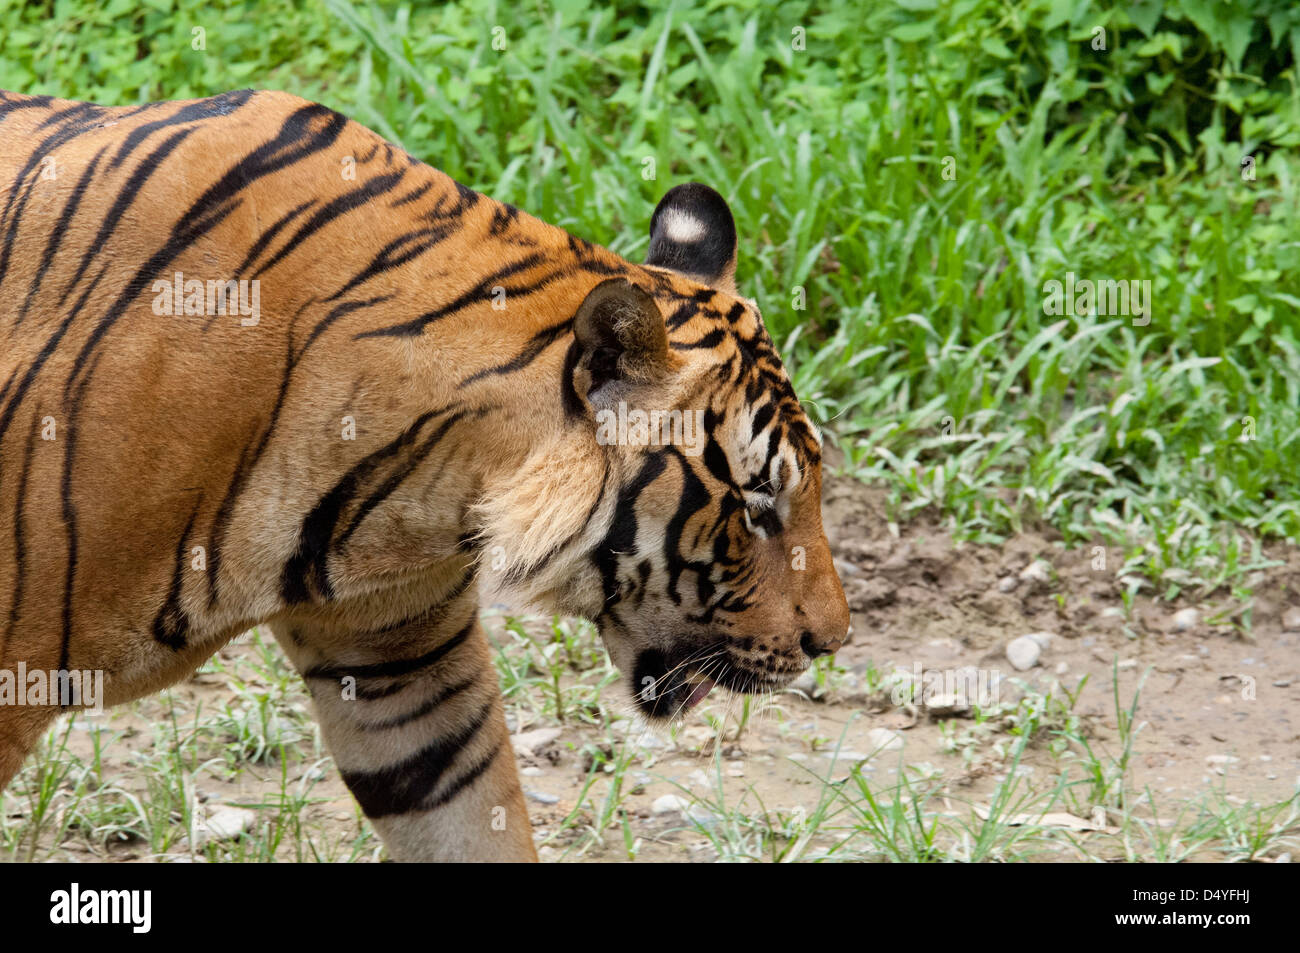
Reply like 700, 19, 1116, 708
489, 204, 520, 235
0, 93, 54, 120
560, 338, 585, 419
106, 90, 253, 170
339, 696, 493, 818
205, 299, 316, 604
663, 448, 716, 607
458, 319, 572, 387
279, 405, 461, 603
335, 410, 470, 547
251, 170, 408, 278
671, 327, 725, 350
591, 453, 668, 613
749, 400, 776, 439
390, 180, 433, 207
151, 497, 202, 649
293, 295, 392, 364
353, 253, 549, 339
0, 418, 39, 659
303, 617, 475, 684
424, 740, 502, 809
0, 103, 105, 289
64, 102, 347, 403
17, 145, 108, 325
358, 677, 475, 731
325, 225, 455, 302
235, 199, 317, 277
57, 400, 80, 673
61, 126, 199, 299
33, 101, 102, 131
665, 300, 700, 329
355, 568, 475, 641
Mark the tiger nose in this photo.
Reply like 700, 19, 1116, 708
800, 629, 840, 659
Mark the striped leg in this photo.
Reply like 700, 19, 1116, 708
271, 613, 536, 862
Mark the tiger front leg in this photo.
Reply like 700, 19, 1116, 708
270, 612, 536, 862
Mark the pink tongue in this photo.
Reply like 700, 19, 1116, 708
686, 678, 715, 710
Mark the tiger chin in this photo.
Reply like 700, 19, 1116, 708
0, 89, 849, 862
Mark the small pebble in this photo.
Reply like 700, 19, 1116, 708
651, 794, 691, 815
1019, 560, 1051, 584
1006, 636, 1041, 671
865, 728, 903, 753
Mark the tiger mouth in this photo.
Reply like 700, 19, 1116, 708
632, 662, 716, 720
631, 648, 799, 720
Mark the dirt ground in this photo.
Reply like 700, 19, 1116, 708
521, 471, 1300, 860
16, 468, 1300, 862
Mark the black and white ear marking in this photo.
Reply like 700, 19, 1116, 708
646, 183, 738, 293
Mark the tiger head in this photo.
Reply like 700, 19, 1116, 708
480, 184, 850, 720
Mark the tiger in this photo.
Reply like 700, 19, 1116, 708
0, 89, 850, 862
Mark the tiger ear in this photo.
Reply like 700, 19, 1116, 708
569, 278, 671, 410
646, 183, 738, 294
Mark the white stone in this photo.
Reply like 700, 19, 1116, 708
865, 728, 903, 753
1006, 636, 1041, 671
924, 693, 971, 718
193, 807, 255, 847
1018, 560, 1051, 584
651, 794, 691, 815
511, 727, 562, 756
823, 750, 867, 761
1282, 607, 1300, 632
1172, 608, 1199, 632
